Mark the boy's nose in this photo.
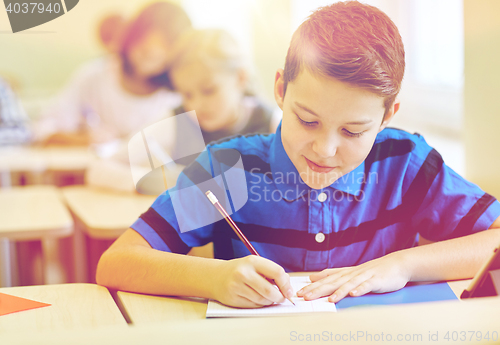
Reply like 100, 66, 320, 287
312, 134, 338, 158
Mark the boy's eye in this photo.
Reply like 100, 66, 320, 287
343, 129, 364, 138
296, 114, 317, 127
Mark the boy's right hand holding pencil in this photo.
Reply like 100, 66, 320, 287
210, 255, 294, 308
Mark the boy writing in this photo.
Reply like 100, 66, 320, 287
97, 1, 500, 308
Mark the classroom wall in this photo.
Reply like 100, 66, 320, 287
463, 0, 500, 198
251, 0, 290, 103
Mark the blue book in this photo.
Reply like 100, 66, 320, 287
336, 282, 457, 310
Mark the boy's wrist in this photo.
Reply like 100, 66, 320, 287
202, 258, 228, 301
388, 249, 415, 282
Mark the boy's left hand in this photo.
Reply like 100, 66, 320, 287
296, 251, 411, 303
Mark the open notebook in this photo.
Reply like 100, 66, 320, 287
206, 276, 336, 318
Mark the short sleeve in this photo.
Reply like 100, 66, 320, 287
130, 145, 239, 252
408, 139, 500, 241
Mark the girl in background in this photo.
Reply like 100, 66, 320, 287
169, 29, 279, 166
35, 2, 191, 148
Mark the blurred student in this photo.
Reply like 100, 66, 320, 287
35, 2, 191, 148
0, 77, 31, 145
169, 29, 278, 165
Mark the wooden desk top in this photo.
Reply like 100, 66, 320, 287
43, 147, 96, 172
0, 186, 73, 240
116, 272, 472, 326
1, 293, 499, 344
447, 279, 471, 298
0, 283, 127, 333
0, 146, 95, 173
116, 292, 208, 325
61, 186, 155, 239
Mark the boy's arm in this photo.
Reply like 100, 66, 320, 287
297, 217, 500, 303
96, 228, 293, 308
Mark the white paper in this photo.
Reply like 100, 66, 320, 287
205, 276, 337, 318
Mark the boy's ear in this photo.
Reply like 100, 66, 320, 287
274, 68, 285, 110
379, 99, 400, 132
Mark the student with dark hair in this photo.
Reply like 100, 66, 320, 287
97, 1, 500, 308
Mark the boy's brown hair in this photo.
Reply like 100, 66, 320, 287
283, 1, 405, 114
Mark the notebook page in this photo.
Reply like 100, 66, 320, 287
206, 276, 336, 318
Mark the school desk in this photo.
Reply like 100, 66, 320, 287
0, 186, 73, 287
61, 185, 155, 240
0, 292, 499, 344
115, 272, 472, 326
0, 146, 95, 186
61, 186, 155, 283
0, 283, 127, 333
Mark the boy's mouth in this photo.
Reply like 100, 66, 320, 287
304, 157, 336, 173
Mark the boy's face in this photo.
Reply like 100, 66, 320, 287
274, 68, 399, 190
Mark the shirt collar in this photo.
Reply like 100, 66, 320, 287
270, 123, 364, 201
328, 161, 365, 196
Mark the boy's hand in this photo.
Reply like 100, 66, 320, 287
212, 255, 293, 308
296, 252, 411, 303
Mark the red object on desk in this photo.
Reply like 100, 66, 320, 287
0, 293, 51, 316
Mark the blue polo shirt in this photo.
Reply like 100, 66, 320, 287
131, 125, 500, 272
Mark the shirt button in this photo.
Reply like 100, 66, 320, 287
318, 192, 327, 202
315, 232, 325, 243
